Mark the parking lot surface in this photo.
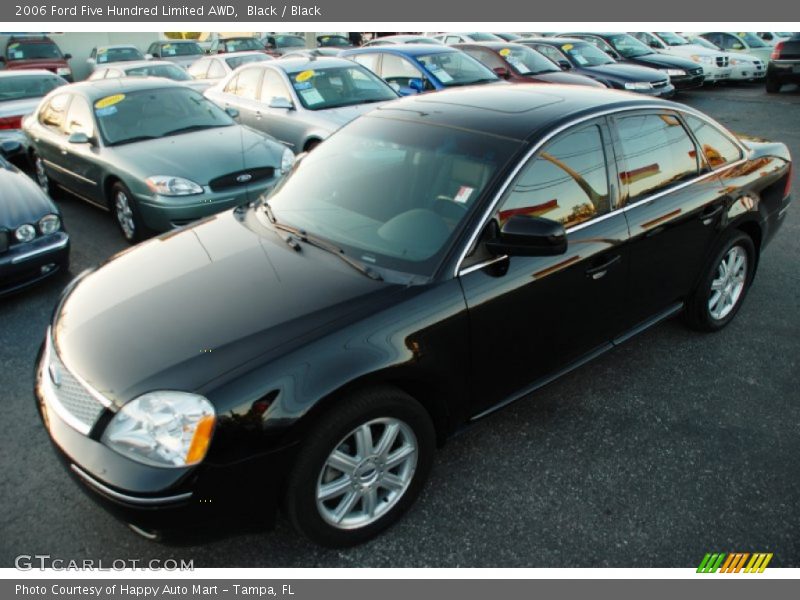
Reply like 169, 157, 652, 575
1, 83, 798, 568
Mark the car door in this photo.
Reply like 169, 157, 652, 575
459, 119, 631, 417
218, 66, 264, 128
256, 67, 307, 150
59, 94, 104, 203
31, 92, 72, 189
610, 110, 732, 328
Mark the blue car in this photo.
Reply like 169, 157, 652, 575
341, 44, 501, 95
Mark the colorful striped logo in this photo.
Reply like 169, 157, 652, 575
697, 553, 773, 573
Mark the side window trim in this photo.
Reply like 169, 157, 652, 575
679, 111, 744, 172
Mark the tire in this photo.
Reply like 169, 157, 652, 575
285, 386, 435, 547
110, 181, 151, 243
684, 230, 756, 332
765, 78, 782, 94
303, 139, 321, 152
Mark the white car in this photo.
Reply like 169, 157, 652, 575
186, 51, 274, 87
756, 32, 795, 46
86, 45, 146, 72
431, 32, 504, 44
694, 32, 773, 63
87, 60, 210, 91
683, 35, 766, 81
630, 32, 732, 82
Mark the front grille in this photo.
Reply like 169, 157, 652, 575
0, 230, 8, 253
689, 67, 704, 76
716, 56, 729, 68
47, 343, 105, 431
652, 79, 669, 88
208, 166, 275, 192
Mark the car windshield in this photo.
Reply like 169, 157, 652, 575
94, 87, 233, 145
468, 33, 503, 41
0, 74, 64, 101
775, 32, 793, 37
224, 38, 263, 51
607, 34, 654, 58
275, 36, 306, 48
319, 36, 351, 47
5, 41, 62, 60
739, 32, 768, 48
225, 54, 271, 69
97, 47, 145, 64
286, 65, 398, 110
559, 42, 615, 66
265, 117, 520, 277
656, 32, 690, 46
417, 52, 498, 86
687, 37, 721, 51
159, 42, 203, 56
498, 46, 559, 74
125, 64, 191, 80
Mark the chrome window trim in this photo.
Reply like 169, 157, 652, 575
455, 103, 749, 277
70, 465, 193, 505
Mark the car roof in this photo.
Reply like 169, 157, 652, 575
57, 77, 187, 100
156, 39, 199, 44
346, 44, 456, 57
98, 60, 180, 70
521, 37, 587, 45
454, 41, 533, 51
367, 84, 681, 141
97, 45, 140, 51
6, 36, 56, 44
0, 69, 59, 78
269, 56, 359, 72
213, 50, 271, 58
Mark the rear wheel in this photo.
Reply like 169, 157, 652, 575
285, 387, 435, 547
765, 78, 782, 93
684, 230, 755, 332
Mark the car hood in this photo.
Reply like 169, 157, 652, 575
0, 161, 57, 228
316, 101, 391, 128
583, 63, 667, 82
0, 97, 42, 118
532, 71, 606, 87
630, 53, 697, 69
53, 209, 403, 406
108, 125, 283, 185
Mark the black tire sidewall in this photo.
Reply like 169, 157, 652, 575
688, 230, 755, 331
285, 388, 435, 548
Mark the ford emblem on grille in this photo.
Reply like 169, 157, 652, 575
49, 362, 62, 388
236, 173, 253, 183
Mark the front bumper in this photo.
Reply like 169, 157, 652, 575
135, 179, 277, 232
730, 64, 767, 81
699, 65, 732, 82
0, 231, 69, 297
35, 333, 297, 534
767, 61, 800, 84
631, 83, 676, 98
671, 73, 705, 90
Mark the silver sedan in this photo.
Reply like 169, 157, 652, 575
204, 56, 400, 152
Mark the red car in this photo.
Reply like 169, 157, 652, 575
454, 42, 605, 88
1, 36, 73, 82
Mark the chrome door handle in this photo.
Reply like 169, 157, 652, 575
700, 204, 725, 225
585, 254, 621, 280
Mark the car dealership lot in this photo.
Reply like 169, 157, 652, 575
1, 82, 799, 567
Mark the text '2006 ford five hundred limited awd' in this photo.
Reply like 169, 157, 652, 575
36, 85, 792, 547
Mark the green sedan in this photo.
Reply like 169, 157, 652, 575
23, 78, 294, 242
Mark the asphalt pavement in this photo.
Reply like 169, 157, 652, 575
1, 82, 798, 568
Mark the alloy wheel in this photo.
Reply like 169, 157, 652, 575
316, 417, 418, 530
708, 245, 748, 321
114, 190, 136, 240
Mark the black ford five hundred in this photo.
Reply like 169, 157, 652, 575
36, 86, 792, 547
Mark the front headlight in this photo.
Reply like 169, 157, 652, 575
280, 147, 295, 175
145, 176, 204, 196
691, 55, 714, 65
15, 223, 36, 242
624, 82, 652, 90
660, 69, 686, 77
56, 67, 72, 77
102, 391, 216, 468
39, 214, 61, 235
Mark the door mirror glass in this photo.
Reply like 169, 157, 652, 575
408, 77, 426, 92
67, 132, 90, 144
64, 53, 72, 60
224, 106, 240, 118
268, 96, 294, 109
486, 215, 567, 257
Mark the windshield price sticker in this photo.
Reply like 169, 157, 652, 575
300, 88, 325, 106
499, 48, 511, 56
295, 70, 315, 83
95, 94, 125, 109
454, 185, 474, 204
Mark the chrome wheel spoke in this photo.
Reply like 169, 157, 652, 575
373, 422, 400, 458
384, 444, 415, 470
362, 488, 378, 517
318, 475, 352, 501
380, 472, 407, 491
327, 449, 358, 473
332, 491, 360, 524
354, 424, 373, 458
708, 245, 748, 321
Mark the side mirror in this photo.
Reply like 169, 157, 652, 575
268, 96, 294, 109
409, 77, 426, 92
67, 132, 90, 144
732, 43, 744, 50
225, 107, 240, 118
486, 215, 567, 257
64, 53, 72, 60
144, 53, 154, 60
649, 41, 660, 49
557, 59, 571, 70
493, 66, 510, 79
0, 140, 22, 157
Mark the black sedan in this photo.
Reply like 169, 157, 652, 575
766, 33, 800, 93
36, 85, 792, 548
558, 32, 705, 89
522, 38, 676, 96
0, 140, 69, 296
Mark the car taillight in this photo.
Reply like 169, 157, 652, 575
0, 115, 23, 130
771, 41, 784, 60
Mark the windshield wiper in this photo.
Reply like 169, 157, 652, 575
108, 135, 158, 146
262, 201, 383, 281
161, 123, 227, 137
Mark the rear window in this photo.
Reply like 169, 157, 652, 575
223, 39, 263, 52
159, 42, 203, 57
6, 40, 63, 61
97, 47, 145, 64
0, 74, 65, 101
685, 115, 743, 169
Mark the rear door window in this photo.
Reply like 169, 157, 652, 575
684, 115, 743, 169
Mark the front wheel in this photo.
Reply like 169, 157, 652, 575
111, 182, 151, 243
684, 230, 755, 332
285, 387, 435, 547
